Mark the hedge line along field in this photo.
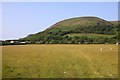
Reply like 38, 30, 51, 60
2, 44, 118, 78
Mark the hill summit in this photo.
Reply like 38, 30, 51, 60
22, 16, 119, 44
50, 17, 110, 28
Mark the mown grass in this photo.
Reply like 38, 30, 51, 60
2, 44, 118, 78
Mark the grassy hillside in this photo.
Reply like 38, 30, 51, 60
21, 17, 119, 44
3, 44, 118, 78
110, 21, 119, 26
50, 17, 111, 28
43, 17, 117, 34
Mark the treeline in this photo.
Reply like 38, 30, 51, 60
1, 40, 28, 46
1, 34, 118, 45
24, 35, 118, 44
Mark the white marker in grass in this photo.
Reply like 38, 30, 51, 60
64, 72, 66, 73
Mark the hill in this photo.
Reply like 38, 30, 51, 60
21, 16, 119, 44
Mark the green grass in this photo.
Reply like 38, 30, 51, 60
52, 17, 110, 29
2, 44, 118, 78
66, 33, 115, 38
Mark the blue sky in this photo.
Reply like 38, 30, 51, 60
2, 2, 118, 40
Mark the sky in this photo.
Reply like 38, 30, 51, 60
2, 2, 118, 40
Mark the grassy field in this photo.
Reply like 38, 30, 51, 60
2, 44, 118, 78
